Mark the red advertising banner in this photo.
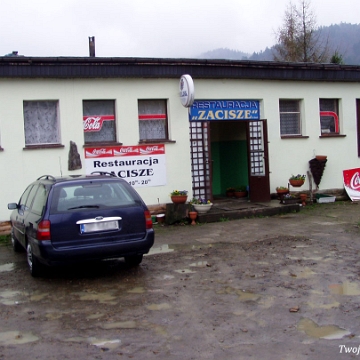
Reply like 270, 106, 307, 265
343, 168, 360, 201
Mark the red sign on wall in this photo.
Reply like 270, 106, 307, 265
83, 115, 115, 132
343, 168, 360, 201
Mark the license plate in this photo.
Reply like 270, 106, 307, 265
77, 217, 121, 234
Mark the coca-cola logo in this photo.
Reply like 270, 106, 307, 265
83, 117, 103, 132
146, 146, 159, 152
350, 172, 360, 190
119, 147, 134, 153
91, 148, 111, 155
83, 115, 114, 132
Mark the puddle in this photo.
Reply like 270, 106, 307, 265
329, 281, 360, 296
0, 263, 14, 273
307, 300, 340, 309
195, 237, 216, 244
287, 256, 323, 261
30, 292, 49, 301
46, 312, 64, 320
174, 269, 196, 274
146, 303, 171, 311
0, 290, 22, 305
0, 331, 39, 345
162, 275, 175, 280
146, 244, 174, 255
102, 320, 137, 329
298, 318, 350, 339
217, 287, 261, 302
65, 336, 121, 350
73, 291, 117, 304
189, 261, 209, 267
127, 287, 145, 294
87, 313, 104, 320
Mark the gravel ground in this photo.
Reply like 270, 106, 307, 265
1, 201, 360, 359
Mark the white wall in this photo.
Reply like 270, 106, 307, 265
193, 78, 360, 192
0, 76, 359, 221
0, 78, 193, 221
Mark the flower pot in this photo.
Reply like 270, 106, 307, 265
234, 191, 247, 198
300, 193, 307, 206
193, 203, 213, 214
226, 191, 235, 197
189, 211, 197, 225
276, 188, 289, 195
289, 179, 305, 187
156, 214, 165, 224
171, 195, 188, 204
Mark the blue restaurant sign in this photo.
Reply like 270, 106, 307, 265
189, 100, 260, 121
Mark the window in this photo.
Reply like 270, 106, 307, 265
83, 100, 116, 144
319, 99, 340, 134
279, 100, 301, 136
23, 101, 60, 146
138, 100, 169, 142
32, 185, 48, 215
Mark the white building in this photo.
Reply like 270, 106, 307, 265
0, 55, 360, 221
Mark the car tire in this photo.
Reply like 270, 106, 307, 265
11, 231, 23, 253
124, 254, 143, 266
26, 242, 43, 277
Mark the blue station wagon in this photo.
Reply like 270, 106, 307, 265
8, 174, 155, 276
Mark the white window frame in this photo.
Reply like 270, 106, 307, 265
279, 99, 302, 136
138, 99, 169, 142
23, 100, 60, 146
319, 98, 340, 135
83, 100, 117, 144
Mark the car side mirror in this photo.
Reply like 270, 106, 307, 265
8, 203, 18, 210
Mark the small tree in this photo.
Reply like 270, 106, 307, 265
330, 51, 344, 64
273, 0, 330, 63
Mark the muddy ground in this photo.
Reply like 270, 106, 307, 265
1, 201, 360, 359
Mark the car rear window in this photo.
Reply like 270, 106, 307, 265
50, 181, 138, 213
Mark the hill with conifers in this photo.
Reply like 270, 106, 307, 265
199, 23, 360, 65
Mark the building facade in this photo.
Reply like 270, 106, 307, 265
0, 56, 360, 221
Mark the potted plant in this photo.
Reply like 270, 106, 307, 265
289, 174, 306, 187
226, 187, 236, 197
170, 190, 188, 204
189, 197, 213, 214
276, 186, 289, 195
281, 193, 299, 205
188, 203, 198, 225
234, 185, 247, 198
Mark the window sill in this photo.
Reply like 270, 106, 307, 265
139, 140, 176, 144
83, 142, 123, 147
23, 144, 65, 150
319, 134, 346, 138
281, 135, 309, 139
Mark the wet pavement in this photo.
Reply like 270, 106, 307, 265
1, 201, 360, 359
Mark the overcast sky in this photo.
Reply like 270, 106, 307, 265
1, 0, 359, 58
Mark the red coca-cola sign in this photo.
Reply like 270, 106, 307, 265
343, 168, 360, 201
83, 115, 114, 132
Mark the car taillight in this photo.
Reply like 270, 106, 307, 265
145, 210, 153, 229
37, 220, 51, 241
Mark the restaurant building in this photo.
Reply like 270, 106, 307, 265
0, 55, 360, 221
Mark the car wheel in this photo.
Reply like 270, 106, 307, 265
124, 254, 143, 266
26, 242, 43, 277
11, 232, 23, 253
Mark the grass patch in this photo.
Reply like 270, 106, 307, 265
0, 234, 11, 246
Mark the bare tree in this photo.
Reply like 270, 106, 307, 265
273, 0, 330, 63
